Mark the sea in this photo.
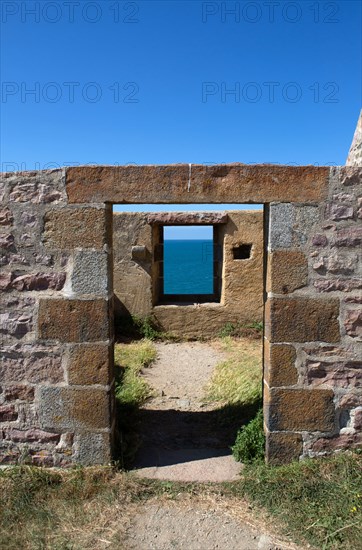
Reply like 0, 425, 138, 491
163, 239, 213, 294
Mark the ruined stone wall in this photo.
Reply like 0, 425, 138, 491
113, 210, 264, 338
264, 167, 362, 463
346, 111, 362, 167
1, 162, 361, 466
0, 170, 114, 466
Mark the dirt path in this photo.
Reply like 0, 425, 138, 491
127, 342, 305, 550
133, 342, 244, 481
124, 496, 304, 550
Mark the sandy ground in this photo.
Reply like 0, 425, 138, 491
125, 341, 306, 550
133, 341, 243, 481
124, 496, 304, 550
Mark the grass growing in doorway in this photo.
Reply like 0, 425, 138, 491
205, 336, 262, 407
114, 340, 157, 467
115, 340, 156, 406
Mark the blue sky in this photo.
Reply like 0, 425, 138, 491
164, 224, 213, 240
1, 0, 360, 238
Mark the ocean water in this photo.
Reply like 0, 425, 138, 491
164, 239, 213, 294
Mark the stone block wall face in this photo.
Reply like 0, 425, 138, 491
113, 210, 264, 339
0, 170, 114, 466
264, 166, 362, 464
1, 163, 361, 466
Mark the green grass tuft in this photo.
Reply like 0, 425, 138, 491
236, 451, 362, 549
114, 340, 157, 467
114, 339, 156, 406
232, 408, 265, 464
218, 321, 263, 339
205, 337, 262, 407
1, 453, 361, 550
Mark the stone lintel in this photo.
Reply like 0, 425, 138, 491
146, 212, 228, 225
65, 164, 330, 204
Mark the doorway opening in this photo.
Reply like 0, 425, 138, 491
112, 204, 264, 481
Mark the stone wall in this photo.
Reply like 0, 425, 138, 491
264, 166, 362, 463
0, 170, 114, 466
113, 210, 264, 338
346, 110, 362, 167
1, 161, 361, 466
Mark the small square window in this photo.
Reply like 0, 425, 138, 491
233, 244, 252, 260
155, 225, 222, 304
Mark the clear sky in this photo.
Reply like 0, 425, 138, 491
1, 0, 360, 237
164, 224, 214, 240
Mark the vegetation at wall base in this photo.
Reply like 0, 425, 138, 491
218, 320, 263, 339
114, 314, 180, 342
114, 340, 157, 468
232, 409, 265, 464
237, 450, 362, 550
1, 452, 361, 549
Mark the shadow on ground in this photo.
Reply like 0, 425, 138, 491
115, 400, 262, 470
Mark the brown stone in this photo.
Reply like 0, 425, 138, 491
311, 433, 362, 453
345, 296, 362, 304
0, 233, 14, 249
0, 311, 33, 339
332, 192, 355, 202
5, 169, 66, 203
71, 389, 110, 429
38, 299, 110, 342
6, 428, 60, 443
11, 272, 66, 291
353, 408, 362, 431
339, 393, 362, 409
66, 164, 329, 204
265, 387, 335, 432
344, 309, 362, 339
0, 207, 13, 226
327, 204, 354, 221
0, 272, 14, 290
39, 386, 110, 430
266, 432, 303, 465
267, 250, 308, 294
4, 385, 34, 402
43, 207, 109, 250
332, 227, 362, 247
147, 212, 228, 224
26, 355, 64, 384
312, 253, 358, 275
264, 341, 297, 387
340, 166, 362, 186
265, 297, 340, 343
0, 347, 63, 384
314, 279, 362, 292
312, 234, 328, 246
0, 404, 18, 421
353, 409, 362, 431
302, 343, 360, 361
68, 343, 113, 385
306, 360, 362, 388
